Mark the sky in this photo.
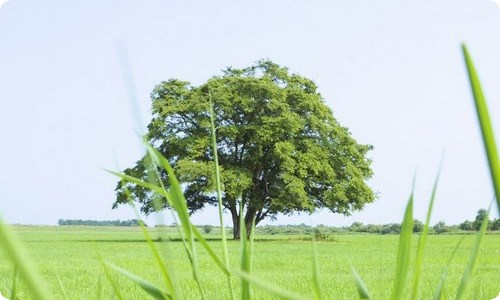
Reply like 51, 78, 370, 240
0, 0, 499, 227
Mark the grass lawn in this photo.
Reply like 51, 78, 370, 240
0, 226, 499, 299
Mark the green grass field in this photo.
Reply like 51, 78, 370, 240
1, 226, 498, 299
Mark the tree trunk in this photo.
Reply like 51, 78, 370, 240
231, 209, 255, 240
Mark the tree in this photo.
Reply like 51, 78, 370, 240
473, 209, 489, 231
433, 221, 448, 234
413, 219, 424, 233
113, 60, 375, 239
459, 220, 473, 231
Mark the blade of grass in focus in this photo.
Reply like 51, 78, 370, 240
0, 218, 52, 300
106, 262, 171, 300
390, 182, 414, 300
432, 236, 465, 300
455, 207, 490, 300
209, 92, 234, 299
462, 44, 500, 212
410, 167, 441, 300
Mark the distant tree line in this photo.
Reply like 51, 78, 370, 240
198, 209, 500, 236
57, 219, 146, 227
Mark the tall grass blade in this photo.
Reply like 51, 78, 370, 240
145, 144, 206, 299
311, 242, 322, 300
390, 184, 414, 300
95, 277, 103, 300
55, 272, 69, 299
240, 197, 251, 300
209, 92, 234, 299
455, 208, 490, 300
410, 166, 441, 300
192, 225, 230, 276
10, 266, 18, 300
0, 219, 52, 300
432, 236, 465, 300
97, 255, 124, 300
462, 44, 500, 212
106, 262, 171, 300
350, 264, 371, 299
239, 271, 310, 300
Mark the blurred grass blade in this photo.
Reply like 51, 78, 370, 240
0, 218, 52, 300
240, 197, 251, 300
432, 236, 465, 300
97, 255, 124, 300
391, 183, 414, 300
209, 92, 234, 299
106, 263, 171, 300
10, 266, 18, 300
192, 225, 230, 276
462, 44, 500, 212
312, 242, 322, 300
455, 208, 490, 300
145, 144, 206, 299
55, 272, 69, 299
350, 264, 371, 299
411, 167, 441, 300
95, 276, 103, 300
239, 271, 310, 300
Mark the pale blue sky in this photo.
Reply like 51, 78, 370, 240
0, 0, 499, 227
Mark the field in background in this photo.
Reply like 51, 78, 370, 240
0, 226, 498, 299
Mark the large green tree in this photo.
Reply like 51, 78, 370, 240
113, 60, 375, 239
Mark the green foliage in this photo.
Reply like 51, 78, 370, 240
113, 60, 375, 238
412, 219, 424, 233
202, 225, 213, 234
473, 209, 489, 231
433, 221, 448, 234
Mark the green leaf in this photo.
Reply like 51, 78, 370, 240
350, 264, 371, 299
410, 167, 441, 300
106, 263, 171, 300
209, 92, 234, 299
455, 208, 490, 300
311, 242, 322, 300
191, 225, 230, 276
0, 218, 52, 300
462, 44, 500, 213
239, 271, 311, 300
391, 183, 414, 300
432, 236, 465, 300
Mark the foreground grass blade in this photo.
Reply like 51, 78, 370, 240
410, 167, 441, 300
192, 225, 230, 276
10, 266, 18, 300
462, 44, 500, 212
0, 218, 52, 300
239, 271, 310, 300
390, 185, 414, 300
106, 263, 171, 300
350, 264, 371, 299
311, 242, 322, 300
455, 208, 490, 300
97, 255, 124, 300
240, 198, 251, 300
209, 93, 234, 299
432, 236, 465, 300
145, 145, 206, 299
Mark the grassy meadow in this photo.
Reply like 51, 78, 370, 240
0, 226, 499, 299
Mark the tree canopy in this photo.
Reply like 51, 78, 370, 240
113, 60, 376, 239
